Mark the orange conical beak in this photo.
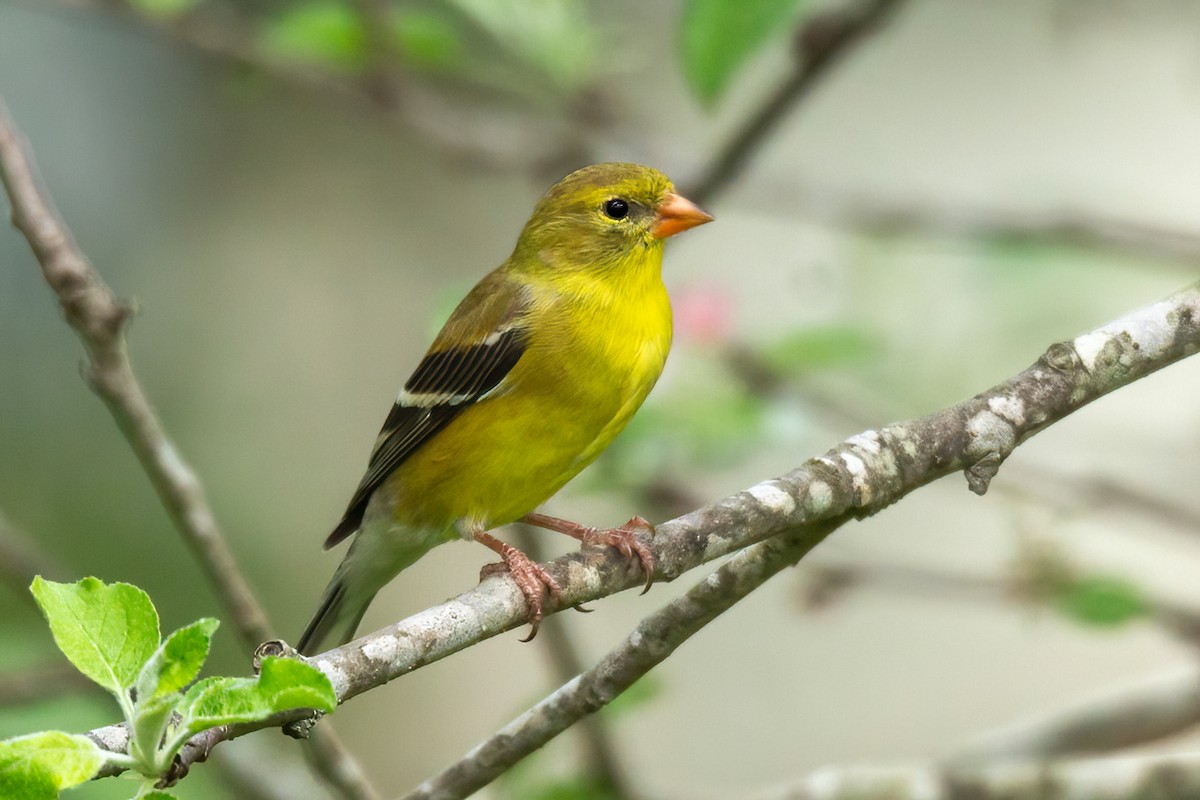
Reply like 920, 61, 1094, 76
651, 192, 714, 239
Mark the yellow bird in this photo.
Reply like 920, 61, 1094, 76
298, 163, 712, 654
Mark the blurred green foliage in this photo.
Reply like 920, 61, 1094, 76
1057, 575, 1148, 628
158, 0, 809, 107
263, 2, 370, 72
261, 0, 597, 98
680, 0, 807, 106
392, 10, 464, 72
126, 0, 201, 18
759, 325, 877, 375
591, 323, 876, 494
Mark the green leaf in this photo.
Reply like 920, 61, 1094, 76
138, 791, 177, 799
129, 619, 218, 771
263, 2, 367, 71
680, 0, 807, 106
177, 657, 336, 738
130, 692, 177, 775
0, 732, 105, 799
135, 618, 219, 704
1058, 576, 1147, 627
30, 577, 160, 695
127, 0, 200, 18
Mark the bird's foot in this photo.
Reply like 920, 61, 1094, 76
476, 532, 561, 642
521, 513, 657, 594
580, 517, 657, 595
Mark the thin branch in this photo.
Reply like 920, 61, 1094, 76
411, 548, 1200, 796
947, 664, 1200, 765
687, 0, 908, 206
45, 0, 589, 171
513, 527, 639, 799
752, 751, 1200, 800
55, 0, 359, 103
801, 189, 1200, 273
213, 739, 338, 800
0, 660, 99, 707
1002, 463, 1200, 536
81, 278, 1200, 779
0, 511, 67, 606
0, 100, 379, 800
798, 554, 1200, 650
0, 100, 270, 648
305, 728, 383, 800
404, 523, 840, 800
350, 0, 406, 110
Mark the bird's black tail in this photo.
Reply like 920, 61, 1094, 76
297, 578, 373, 656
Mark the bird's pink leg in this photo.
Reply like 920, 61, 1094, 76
473, 530, 561, 642
521, 512, 656, 594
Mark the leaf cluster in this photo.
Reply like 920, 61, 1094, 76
0, 578, 337, 799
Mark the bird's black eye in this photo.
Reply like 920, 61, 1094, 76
603, 198, 629, 220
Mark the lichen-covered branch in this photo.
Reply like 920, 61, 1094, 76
398, 268, 1200, 794
322, 279, 1198, 703
404, 523, 840, 800
513, 527, 640, 799
77, 277, 1200, 779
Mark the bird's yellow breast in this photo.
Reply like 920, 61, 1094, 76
387, 247, 671, 533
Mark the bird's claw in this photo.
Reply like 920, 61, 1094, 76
581, 516, 657, 595
480, 547, 562, 641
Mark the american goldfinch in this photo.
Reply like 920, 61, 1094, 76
298, 163, 712, 654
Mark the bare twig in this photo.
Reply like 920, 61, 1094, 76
801, 190, 1200, 273
81, 278, 1200, 780
305, 728, 383, 800
799, 550, 1200, 650
753, 751, 1200, 800
351, 0, 406, 110
0, 511, 67, 606
513, 527, 639, 799
0, 100, 379, 800
1002, 463, 1200, 535
687, 0, 908, 206
404, 523, 839, 800
48, 0, 590, 171
213, 740, 338, 800
55, 0, 359, 101
948, 664, 1200, 765
0, 98, 271, 649
0, 660, 98, 707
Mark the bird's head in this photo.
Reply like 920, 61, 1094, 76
513, 163, 712, 273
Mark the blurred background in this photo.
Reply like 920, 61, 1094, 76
1, 0, 1199, 797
